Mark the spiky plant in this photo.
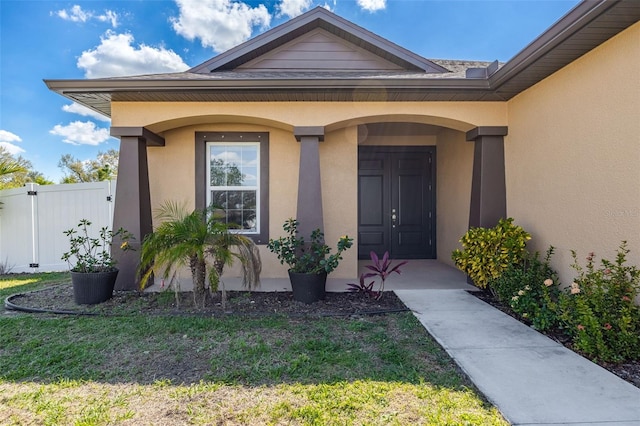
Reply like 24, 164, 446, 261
138, 201, 261, 309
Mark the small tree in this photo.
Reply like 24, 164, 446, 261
58, 149, 119, 183
0, 146, 52, 189
138, 201, 261, 309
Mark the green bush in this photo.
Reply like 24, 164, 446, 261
451, 218, 531, 289
558, 242, 640, 362
492, 247, 561, 331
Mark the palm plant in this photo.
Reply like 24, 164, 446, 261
0, 159, 25, 177
138, 201, 261, 309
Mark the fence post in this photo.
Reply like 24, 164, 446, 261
27, 183, 40, 272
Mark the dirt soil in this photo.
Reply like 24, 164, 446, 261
471, 289, 640, 389
4, 283, 408, 318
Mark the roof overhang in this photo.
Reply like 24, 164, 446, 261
44, 0, 640, 119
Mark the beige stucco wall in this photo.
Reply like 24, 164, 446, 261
144, 122, 359, 280
111, 99, 507, 281
360, 135, 437, 146
436, 129, 473, 266
111, 101, 507, 133
506, 22, 640, 285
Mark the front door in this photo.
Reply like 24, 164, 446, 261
358, 146, 436, 259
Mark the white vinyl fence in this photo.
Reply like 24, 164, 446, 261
0, 181, 116, 273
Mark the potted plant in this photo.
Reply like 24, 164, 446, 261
267, 218, 353, 303
62, 219, 134, 305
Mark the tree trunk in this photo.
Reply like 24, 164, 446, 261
194, 257, 207, 309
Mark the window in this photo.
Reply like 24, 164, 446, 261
207, 142, 259, 233
196, 132, 269, 243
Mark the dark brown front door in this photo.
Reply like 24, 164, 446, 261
358, 146, 436, 259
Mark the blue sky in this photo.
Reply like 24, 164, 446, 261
0, 0, 579, 182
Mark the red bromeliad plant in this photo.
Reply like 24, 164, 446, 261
348, 251, 407, 299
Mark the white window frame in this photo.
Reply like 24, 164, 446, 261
206, 141, 261, 235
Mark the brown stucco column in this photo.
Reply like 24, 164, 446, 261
294, 126, 325, 240
466, 126, 508, 229
110, 127, 165, 290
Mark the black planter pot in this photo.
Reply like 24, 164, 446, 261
71, 269, 119, 305
288, 271, 327, 304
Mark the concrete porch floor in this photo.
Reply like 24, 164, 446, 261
145, 260, 477, 293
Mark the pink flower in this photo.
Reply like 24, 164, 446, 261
604, 268, 611, 275
577, 324, 585, 331
544, 279, 553, 287
604, 323, 612, 330
570, 282, 581, 295
622, 296, 631, 302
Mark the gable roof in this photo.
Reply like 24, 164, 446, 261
45, 0, 640, 118
188, 7, 449, 74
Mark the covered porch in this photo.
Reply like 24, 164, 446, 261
145, 260, 477, 293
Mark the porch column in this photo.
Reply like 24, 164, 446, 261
466, 126, 508, 229
110, 127, 165, 290
294, 126, 324, 240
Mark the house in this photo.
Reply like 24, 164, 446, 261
45, 0, 640, 291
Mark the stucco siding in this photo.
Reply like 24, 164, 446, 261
360, 135, 437, 146
111, 101, 507, 134
111, 100, 507, 282
506, 22, 640, 285
436, 129, 473, 266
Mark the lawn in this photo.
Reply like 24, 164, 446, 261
0, 274, 507, 425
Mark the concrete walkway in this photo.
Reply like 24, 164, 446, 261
395, 289, 640, 426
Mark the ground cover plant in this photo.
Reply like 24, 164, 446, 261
1, 274, 507, 425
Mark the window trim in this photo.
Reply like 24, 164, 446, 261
196, 132, 269, 244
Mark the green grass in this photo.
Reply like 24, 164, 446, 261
0, 273, 507, 425
0, 272, 70, 300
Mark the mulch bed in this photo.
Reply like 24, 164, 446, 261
470, 289, 640, 389
4, 283, 408, 318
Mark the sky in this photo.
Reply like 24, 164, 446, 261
0, 0, 580, 183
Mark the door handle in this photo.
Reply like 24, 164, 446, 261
391, 209, 397, 228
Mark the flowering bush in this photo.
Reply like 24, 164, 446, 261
492, 247, 561, 331
558, 242, 640, 362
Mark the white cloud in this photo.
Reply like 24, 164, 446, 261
62, 103, 111, 122
56, 5, 90, 23
277, 0, 312, 18
171, 0, 271, 53
357, 0, 386, 12
77, 31, 190, 78
0, 142, 25, 155
321, 2, 335, 12
54, 5, 119, 27
97, 10, 119, 27
49, 121, 112, 146
0, 130, 25, 155
0, 130, 21, 144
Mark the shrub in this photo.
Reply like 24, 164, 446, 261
451, 218, 531, 289
492, 247, 561, 331
347, 251, 407, 300
558, 242, 640, 362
